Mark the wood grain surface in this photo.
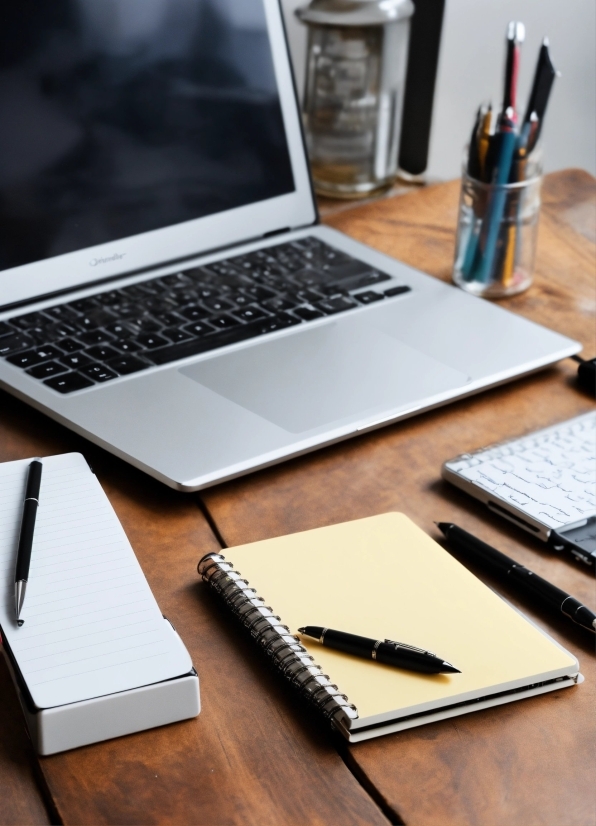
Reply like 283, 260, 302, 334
0, 399, 387, 825
0, 169, 594, 825
201, 169, 596, 826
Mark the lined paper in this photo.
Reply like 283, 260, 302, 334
0, 453, 191, 709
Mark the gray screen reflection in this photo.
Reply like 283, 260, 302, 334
0, 0, 295, 271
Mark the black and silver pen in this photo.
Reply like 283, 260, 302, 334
298, 627, 460, 674
437, 522, 596, 633
14, 460, 42, 626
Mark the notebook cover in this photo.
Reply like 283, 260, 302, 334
227, 513, 579, 728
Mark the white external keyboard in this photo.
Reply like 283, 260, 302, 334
444, 412, 596, 530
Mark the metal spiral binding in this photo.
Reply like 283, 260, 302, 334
198, 553, 358, 727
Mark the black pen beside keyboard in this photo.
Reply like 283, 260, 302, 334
0, 237, 410, 394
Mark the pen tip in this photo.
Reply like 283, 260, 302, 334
542, 36, 549, 47
516, 22, 525, 43
442, 663, 460, 674
298, 627, 306, 634
17, 620, 24, 627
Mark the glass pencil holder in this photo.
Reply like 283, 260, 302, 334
452, 165, 542, 298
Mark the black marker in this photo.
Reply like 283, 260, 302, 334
437, 522, 596, 633
298, 627, 460, 674
15, 460, 42, 626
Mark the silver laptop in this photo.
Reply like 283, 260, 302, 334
0, 0, 580, 491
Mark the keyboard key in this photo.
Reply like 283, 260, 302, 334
26, 361, 68, 379
135, 332, 169, 349
201, 297, 234, 312
44, 372, 95, 393
162, 327, 193, 343
329, 270, 391, 293
181, 321, 215, 337
384, 285, 411, 298
233, 306, 268, 322
0, 334, 34, 356
46, 321, 78, 339
126, 316, 162, 333
241, 285, 277, 302
44, 304, 79, 322
86, 344, 120, 361
314, 296, 359, 315
9, 311, 49, 330
35, 344, 62, 361
104, 322, 135, 338
0, 321, 15, 338
229, 292, 252, 306
56, 337, 85, 353
78, 329, 115, 346
292, 307, 325, 321
75, 309, 117, 331
263, 297, 297, 312
59, 352, 93, 370
81, 363, 117, 382
354, 290, 385, 304
69, 297, 100, 314
209, 315, 240, 330
256, 312, 301, 333
291, 268, 333, 288
152, 312, 183, 327
7, 349, 47, 369
111, 338, 142, 354
105, 356, 150, 376
181, 306, 209, 322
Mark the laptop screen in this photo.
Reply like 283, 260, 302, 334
0, 0, 296, 274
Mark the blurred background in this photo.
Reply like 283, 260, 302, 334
282, 0, 596, 180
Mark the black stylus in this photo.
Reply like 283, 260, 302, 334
298, 627, 460, 674
437, 523, 596, 633
14, 460, 42, 626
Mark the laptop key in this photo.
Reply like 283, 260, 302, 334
7, 349, 48, 369
86, 345, 120, 361
26, 361, 68, 379
181, 321, 215, 337
56, 337, 85, 353
329, 270, 392, 292
104, 322, 135, 338
314, 296, 359, 315
263, 297, 297, 312
162, 327, 193, 343
112, 338, 142, 354
81, 363, 117, 382
44, 372, 95, 393
292, 307, 325, 321
1, 335, 37, 356
354, 290, 385, 304
384, 285, 411, 297
0, 321, 15, 338
202, 297, 234, 312
104, 356, 150, 376
59, 352, 93, 370
135, 332, 169, 349
181, 306, 210, 322
78, 329, 115, 346
233, 306, 268, 322
210, 315, 240, 330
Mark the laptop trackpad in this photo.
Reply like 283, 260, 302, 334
179, 322, 469, 434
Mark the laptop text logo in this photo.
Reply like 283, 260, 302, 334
89, 253, 126, 267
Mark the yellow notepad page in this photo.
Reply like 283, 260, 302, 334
229, 513, 577, 723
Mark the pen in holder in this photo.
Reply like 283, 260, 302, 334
453, 159, 542, 298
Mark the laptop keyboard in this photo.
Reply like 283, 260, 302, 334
0, 237, 410, 394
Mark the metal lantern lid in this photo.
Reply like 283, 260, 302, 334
295, 0, 414, 27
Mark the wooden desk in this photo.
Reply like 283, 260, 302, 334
1, 169, 594, 825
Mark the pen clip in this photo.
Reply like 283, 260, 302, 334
384, 639, 436, 657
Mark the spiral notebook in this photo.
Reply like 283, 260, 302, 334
198, 513, 580, 742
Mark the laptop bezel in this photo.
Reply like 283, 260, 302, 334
0, 0, 318, 312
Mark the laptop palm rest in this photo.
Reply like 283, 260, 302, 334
179, 321, 469, 434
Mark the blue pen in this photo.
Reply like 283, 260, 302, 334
473, 109, 518, 283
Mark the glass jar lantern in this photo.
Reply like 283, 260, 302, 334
296, 0, 414, 198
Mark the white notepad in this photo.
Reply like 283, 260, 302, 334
0, 453, 192, 709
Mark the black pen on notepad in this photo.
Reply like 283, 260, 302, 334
299, 627, 460, 674
14, 460, 42, 626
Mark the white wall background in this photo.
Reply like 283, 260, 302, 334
281, 0, 596, 180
